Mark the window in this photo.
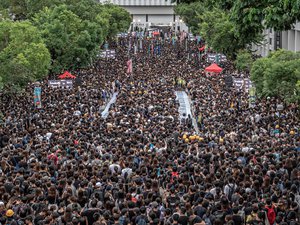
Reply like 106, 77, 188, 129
269, 38, 272, 45
269, 28, 272, 33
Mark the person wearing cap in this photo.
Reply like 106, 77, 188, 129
5, 209, 20, 224
6, 209, 14, 218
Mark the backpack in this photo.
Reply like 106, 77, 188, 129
265, 206, 276, 225
137, 215, 147, 225
168, 196, 178, 208
119, 216, 127, 225
133, 157, 140, 167
204, 217, 212, 225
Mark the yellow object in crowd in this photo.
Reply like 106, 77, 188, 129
189, 136, 196, 141
6, 209, 14, 217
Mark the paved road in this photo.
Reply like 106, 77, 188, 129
175, 91, 199, 134
101, 92, 118, 119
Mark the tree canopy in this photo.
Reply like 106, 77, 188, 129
235, 50, 254, 72
0, 0, 131, 40
0, 20, 51, 90
33, 5, 105, 74
175, 0, 299, 57
0, 0, 131, 90
251, 50, 300, 103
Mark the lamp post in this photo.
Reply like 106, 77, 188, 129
179, 19, 183, 32
138, 19, 141, 33
133, 19, 136, 32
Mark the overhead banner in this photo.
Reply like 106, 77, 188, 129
98, 49, 116, 59
234, 78, 252, 92
206, 53, 227, 63
34, 87, 42, 108
48, 80, 73, 89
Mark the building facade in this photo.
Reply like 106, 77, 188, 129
253, 21, 300, 57
97, 0, 188, 32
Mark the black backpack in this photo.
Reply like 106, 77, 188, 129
137, 215, 147, 225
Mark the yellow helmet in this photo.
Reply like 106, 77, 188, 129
6, 209, 14, 217
189, 136, 196, 141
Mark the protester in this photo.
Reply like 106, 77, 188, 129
0, 30, 299, 225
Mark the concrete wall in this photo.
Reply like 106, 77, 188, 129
253, 21, 300, 56
97, 0, 189, 32
124, 6, 174, 14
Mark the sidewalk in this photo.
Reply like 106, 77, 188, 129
175, 91, 199, 134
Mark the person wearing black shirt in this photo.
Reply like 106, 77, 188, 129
81, 200, 101, 225
232, 207, 243, 225
178, 207, 189, 225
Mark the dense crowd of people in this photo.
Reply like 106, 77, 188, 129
0, 31, 299, 225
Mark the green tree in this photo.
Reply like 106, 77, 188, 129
175, 1, 261, 58
26, 0, 61, 18
250, 57, 269, 96
250, 49, 300, 103
0, 76, 3, 89
175, 2, 206, 33
235, 50, 253, 72
101, 4, 132, 38
33, 5, 105, 74
0, 20, 51, 90
1, 0, 130, 40
231, 0, 300, 45
199, 8, 243, 58
3, 0, 28, 20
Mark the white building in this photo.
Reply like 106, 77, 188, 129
253, 21, 300, 57
97, 0, 188, 32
